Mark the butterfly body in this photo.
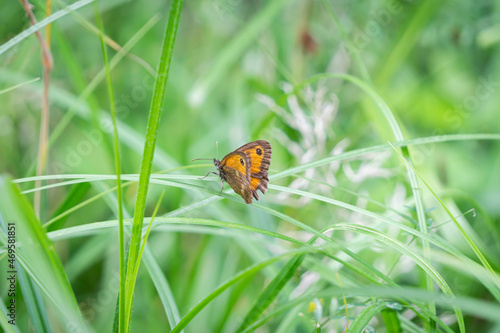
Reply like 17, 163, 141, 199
213, 140, 272, 204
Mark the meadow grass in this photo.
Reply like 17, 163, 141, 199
1, 0, 500, 332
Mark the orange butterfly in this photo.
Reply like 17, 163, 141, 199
193, 140, 272, 204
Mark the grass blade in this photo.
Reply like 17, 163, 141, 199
347, 302, 388, 333
0, 0, 94, 56
0, 176, 86, 331
389, 143, 497, 282
93, 2, 126, 331
122, 0, 184, 331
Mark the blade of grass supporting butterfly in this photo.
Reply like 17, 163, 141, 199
122, 0, 184, 331
0, 176, 86, 331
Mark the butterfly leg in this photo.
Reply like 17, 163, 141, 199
219, 178, 224, 196
198, 171, 219, 180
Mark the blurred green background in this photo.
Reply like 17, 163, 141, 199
1, 0, 500, 332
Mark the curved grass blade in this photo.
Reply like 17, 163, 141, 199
347, 302, 390, 333
389, 142, 497, 283
0, 0, 94, 56
170, 248, 318, 333
331, 223, 464, 332
235, 233, 321, 332
0, 176, 87, 331
291, 72, 436, 328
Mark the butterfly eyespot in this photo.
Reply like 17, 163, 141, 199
240, 158, 244, 165
256, 148, 262, 156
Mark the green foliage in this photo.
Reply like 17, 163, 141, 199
1, 0, 500, 332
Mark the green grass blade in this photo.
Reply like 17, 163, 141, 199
389, 143, 497, 281
236, 253, 307, 332
0, 77, 40, 95
15, 267, 51, 333
242, 288, 458, 333
93, 2, 127, 331
381, 308, 402, 333
0, 176, 86, 331
331, 223, 465, 332
45, 13, 160, 156
170, 248, 318, 333
347, 302, 388, 333
1, 213, 50, 332
292, 71, 437, 328
236, 232, 321, 332
376, 0, 442, 86
97, 181, 182, 331
125, 192, 164, 326
123, 0, 184, 331
142, 246, 183, 331
43, 214, 445, 332
0, 295, 20, 333
0, 0, 94, 56
269, 133, 500, 181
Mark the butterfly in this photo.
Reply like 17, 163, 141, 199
192, 140, 272, 204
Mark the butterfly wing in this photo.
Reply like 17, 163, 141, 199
236, 140, 272, 200
236, 140, 272, 177
219, 152, 253, 204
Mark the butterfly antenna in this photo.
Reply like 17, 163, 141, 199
191, 158, 213, 162
216, 141, 219, 160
